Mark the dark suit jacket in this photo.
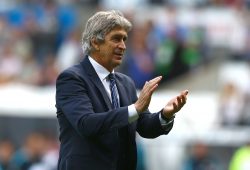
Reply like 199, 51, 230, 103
55, 56, 173, 170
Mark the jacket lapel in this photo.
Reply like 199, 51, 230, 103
115, 74, 136, 137
80, 56, 112, 110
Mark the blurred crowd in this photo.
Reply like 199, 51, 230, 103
0, 131, 58, 170
1, 0, 250, 88
2, 0, 250, 89
182, 141, 250, 170
0, 0, 80, 86
0, 0, 202, 88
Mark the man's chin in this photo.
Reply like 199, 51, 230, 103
113, 60, 122, 68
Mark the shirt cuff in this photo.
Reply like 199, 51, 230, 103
159, 112, 175, 130
128, 104, 139, 123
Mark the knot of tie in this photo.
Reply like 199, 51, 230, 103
108, 73, 115, 83
108, 73, 119, 109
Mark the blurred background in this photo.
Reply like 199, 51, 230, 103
0, 0, 250, 170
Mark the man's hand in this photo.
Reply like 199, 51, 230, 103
162, 90, 189, 118
135, 76, 162, 113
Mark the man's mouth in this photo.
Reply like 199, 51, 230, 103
116, 53, 123, 56
114, 49, 124, 57
114, 52, 123, 57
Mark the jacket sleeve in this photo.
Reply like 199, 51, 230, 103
125, 76, 174, 138
56, 71, 129, 137
136, 111, 174, 138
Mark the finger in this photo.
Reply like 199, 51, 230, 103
144, 83, 159, 98
148, 76, 162, 85
175, 96, 185, 109
173, 100, 178, 111
180, 94, 186, 104
143, 76, 162, 94
142, 81, 149, 89
150, 83, 159, 93
176, 96, 182, 105
149, 77, 162, 88
180, 90, 188, 102
181, 90, 189, 96
176, 97, 185, 112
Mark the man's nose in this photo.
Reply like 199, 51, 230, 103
118, 40, 126, 50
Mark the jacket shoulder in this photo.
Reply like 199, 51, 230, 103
115, 72, 137, 92
115, 72, 134, 84
57, 64, 85, 80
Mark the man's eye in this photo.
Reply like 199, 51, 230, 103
112, 35, 127, 42
113, 37, 120, 42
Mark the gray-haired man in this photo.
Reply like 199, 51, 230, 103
56, 10, 188, 170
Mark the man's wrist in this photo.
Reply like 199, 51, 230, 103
160, 109, 175, 122
159, 109, 175, 130
128, 104, 139, 123
134, 103, 141, 114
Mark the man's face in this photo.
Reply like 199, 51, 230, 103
96, 26, 128, 72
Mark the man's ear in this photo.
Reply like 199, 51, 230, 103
91, 38, 100, 51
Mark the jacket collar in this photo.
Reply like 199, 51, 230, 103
80, 56, 112, 110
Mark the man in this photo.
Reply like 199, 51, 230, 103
55, 10, 188, 170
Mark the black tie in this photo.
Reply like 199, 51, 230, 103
108, 73, 119, 109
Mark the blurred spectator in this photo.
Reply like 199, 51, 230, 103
0, 138, 17, 170
11, 132, 47, 170
218, 82, 244, 126
124, 24, 156, 89
0, 16, 10, 46
57, 4, 78, 45
0, 42, 23, 84
28, 132, 59, 170
25, 0, 58, 65
19, 54, 40, 85
154, 24, 188, 82
36, 55, 59, 86
240, 90, 250, 125
153, 7, 176, 71
56, 30, 82, 71
11, 27, 32, 62
154, 32, 177, 80
99, 0, 148, 11
179, 26, 204, 70
229, 142, 250, 170
182, 142, 222, 170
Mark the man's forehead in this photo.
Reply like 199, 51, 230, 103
107, 27, 128, 36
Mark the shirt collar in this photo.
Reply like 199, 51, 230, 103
88, 56, 114, 81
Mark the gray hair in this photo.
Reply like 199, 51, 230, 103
81, 10, 132, 54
